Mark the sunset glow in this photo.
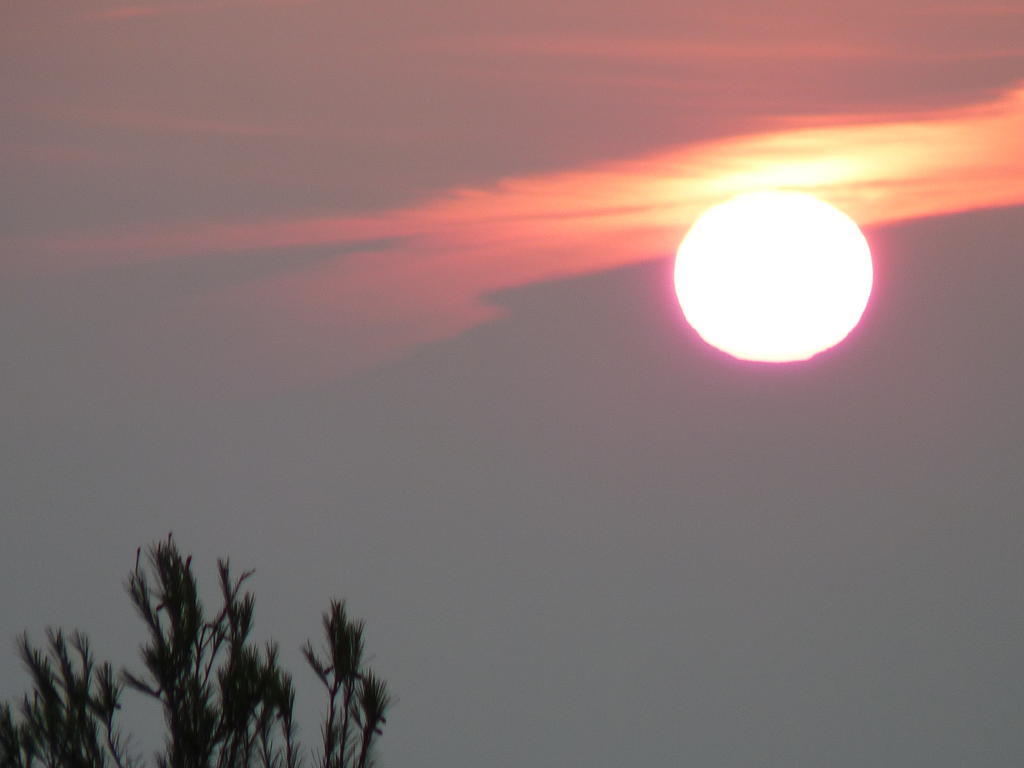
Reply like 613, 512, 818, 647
674, 191, 873, 362
6, 6, 1024, 766
12, 83, 1024, 378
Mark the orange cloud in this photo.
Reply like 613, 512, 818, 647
430, 33, 1023, 64
432, 35, 880, 62
18, 83, 1024, 381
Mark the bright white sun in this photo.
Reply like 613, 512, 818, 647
674, 190, 873, 363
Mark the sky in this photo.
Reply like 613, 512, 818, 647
2, 1, 1024, 766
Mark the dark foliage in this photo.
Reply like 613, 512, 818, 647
1, 536, 390, 768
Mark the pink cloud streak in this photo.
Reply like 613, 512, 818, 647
14, 83, 1024, 383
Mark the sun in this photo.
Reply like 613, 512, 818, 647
674, 190, 873, 363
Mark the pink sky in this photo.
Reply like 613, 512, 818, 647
3, 0, 1023, 384
4, 8, 1024, 768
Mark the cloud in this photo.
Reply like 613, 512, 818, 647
58, 107, 297, 138
431, 35, 880, 62
87, 0, 316, 21
91, 6, 166, 19
910, 3, 1024, 15
431, 33, 1023, 65
13, 83, 1024, 383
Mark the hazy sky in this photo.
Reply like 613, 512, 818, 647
2, 2, 1024, 766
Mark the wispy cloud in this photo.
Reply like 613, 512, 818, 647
909, 3, 1024, 16
433, 35, 879, 62
91, 6, 166, 19
87, 0, 316, 21
433, 33, 1023, 64
0, 142, 108, 169
15, 83, 1024, 380
60, 107, 297, 138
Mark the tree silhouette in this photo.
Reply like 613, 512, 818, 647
1, 536, 390, 768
